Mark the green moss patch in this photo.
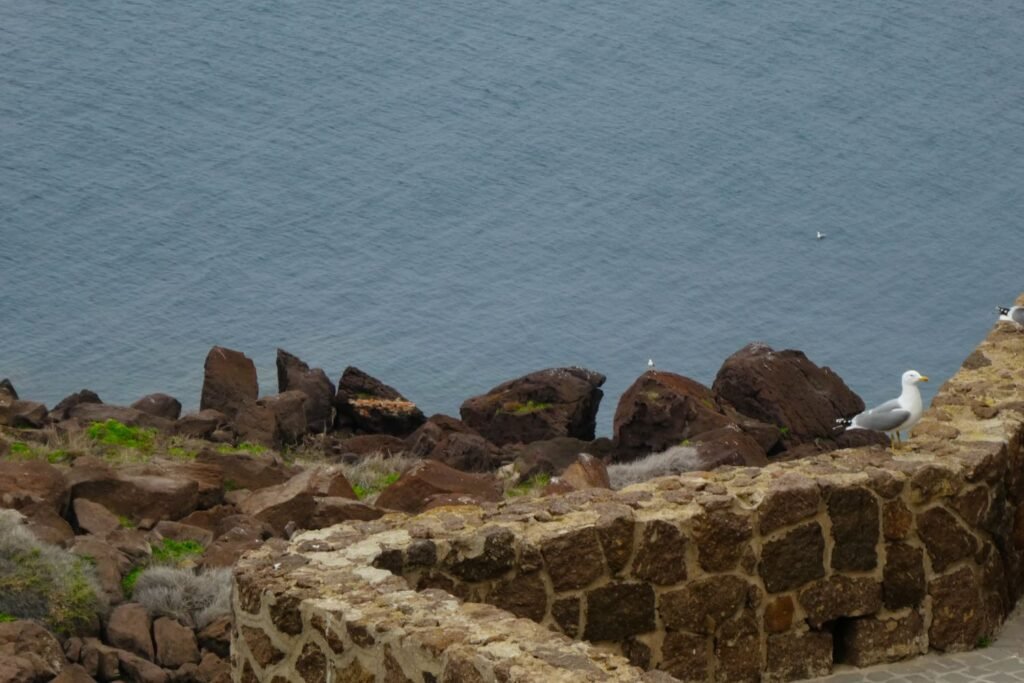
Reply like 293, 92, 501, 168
500, 400, 553, 416
352, 472, 401, 500
86, 419, 155, 451
152, 539, 205, 566
216, 442, 266, 455
507, 473, 551, 497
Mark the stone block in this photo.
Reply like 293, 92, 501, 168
917, 506, 977, 572
632, 520, 687, 585
758, 522, 825, 593
694, 509, 752, 572
841, 611, 926, 667
583, 583, 655, 642
765, 631, 832, 682
797, 576, 882, 629
541, 527, 605, 590
883, 543, 926, 610
659, 576, 748, 635
826, 486, 878, 571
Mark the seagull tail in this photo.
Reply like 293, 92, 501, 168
998, 306, 1010, 316
834, 416, 853, 432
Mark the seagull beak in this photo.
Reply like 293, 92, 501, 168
919, 375, 929, 382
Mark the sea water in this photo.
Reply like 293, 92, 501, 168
2, 0, 1023, 434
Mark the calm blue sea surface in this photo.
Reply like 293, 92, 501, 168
2, 0, 1022, 435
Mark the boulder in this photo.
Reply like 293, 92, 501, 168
72, 498, 122, 536
177, 506, 238, 536
50, 390, 102, 422
712, 343, 864, 445
558, 454, 611, 490
612, 371, 732, 462
276, 349, 335, 433
196, 618, 231, 659
405, 415, 479, 457
21, 502, 76, 547
68, 458, 199, 524
195, 652, 229, 683
237, 466, 357, 535
0, 399, 48, 428
310, 497, 384, 528
0, 378, 18, 399
255, 391, 308, 446
79, 638, 121, 681
460, 367, 606, 446
153, 617, 199, 668
0, 459, 70, 514
71, 536, 131, 604
130, 394, 182, 421
199, 346, 258, 420
230, 400, 279, 448
151, 521, 214, 548
426, 432, 503, 472
513, 437, 596, 480
334, 366, 426, 437
52, 664, 96, 683
375, 460, 503, 514
194, 451, 298, 492
174, 410, 228, 440
690, 426, 769, 469
66, 403, 173, 432
104, 603, 154, 661
125, 461, 224, 510
116, 649, 168, 683
0, 620, 66, 680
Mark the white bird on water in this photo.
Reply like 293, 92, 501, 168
998, 305, 1024, 331
837, 370, 929, 448
816, 231, 826, 240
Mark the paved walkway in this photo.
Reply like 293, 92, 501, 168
811, 604, 1024, 682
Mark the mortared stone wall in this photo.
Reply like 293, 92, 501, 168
232, 295, 1024, 682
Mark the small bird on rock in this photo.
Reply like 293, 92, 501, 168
647, 359, 655, 370
836, 370, 929, 448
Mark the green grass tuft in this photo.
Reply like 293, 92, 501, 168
0, 612, 16, 622
500, 400, 553, 416
86, 420, 155, 451
121, 566, 145, 597
151, 539, 205, 566
352, 472, 401, 500
9, 442, 31, 457
507, 473, 551, 497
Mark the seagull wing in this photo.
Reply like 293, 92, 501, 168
851, 405, 911, 432
1012, 307, 1024, 326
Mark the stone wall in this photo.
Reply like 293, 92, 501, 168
232, 306, 1024, 682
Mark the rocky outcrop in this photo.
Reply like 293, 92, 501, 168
67, 457, 199, 524
0, 620, 66, 681
235, 392, 308, 448
50, 390, 102, 421
374, 459, 503, 513
200, 347, 258, 420
66, 403, 174, 431
612, 371, 733, 461
130, 394, 182, 421
0, 460, 70, 514
234, 305, 1024, 682
275, 349, 335, 434
175, 410, 228, 440
333, 366, 425, 437
713, 343, 864, 446
237, 466, 358, 535
460, 367, 606, 446
0, 396, 48, 428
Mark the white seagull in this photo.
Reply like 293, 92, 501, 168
647, 358, 655, 370
838, 370, 929, 448
998, 306, 1024, 331
816, 231, 826, 240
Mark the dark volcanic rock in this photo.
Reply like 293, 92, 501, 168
612, 371, 732, 461
460, 367, 606, 446
334, 366, 426, 437
583, 583, 655, 642
50, 390, 102, 421
426, 432, 502, 472
513, 437, 595, 480
0, 620, 66, 681
258, 391, 308, 446
691, 426, 769, 469
237, 466, 358, 535
67, 403, 174, 431
0, 379, 17, 400
175, 410, 228, 439
406, 415, 478, 457
0, 398, 48, 428
375, 460, 502, 514
200, 346, 258, 420
130, 393, 182, 421
0, 459, 70, 514
713, 343, 864, 445
68, 457, 199, 523
195, 451, 298, 491
276, 349, 335, 433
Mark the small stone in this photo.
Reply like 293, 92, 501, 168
882, 499, 913, 540
763, 596, 794, 634
105, 603, 154, 661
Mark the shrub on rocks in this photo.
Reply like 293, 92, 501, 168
0, 510, 107, 635
131, 567, 232, 629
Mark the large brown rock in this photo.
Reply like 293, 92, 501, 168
690, 426, 769, 469
153, 617, 199, 668
0, 460, 70, 514
559, 454, 611, 490
66, 403, 174, 431
405, 415, 478, 458
116, 649, 168, 683
0, 378, 17, 400
375, 460, 502, 514
237, 466, 357, 535
276, 349, 335, 433
512, 437, 595, 480
612, 371, 732, 461
0, 620, 66, 680
236, 391, 308, 447
0, 398, 48, 428
460, 367, 606, 447
310, 498, 384, 528
199, 346, 258, 420
21, 502, 75, 547
126, 461, 224, 510
334, 366, 425, 437
68, 457, 199, 524
426, 432, 503, 472
105, 603, 154, 661
50, 390, 102, 422
194, 451, 298, 491
713, 342, 864, 445
72, 498, 122, 536
130, 394, 182, 421
174, 410, 228, 440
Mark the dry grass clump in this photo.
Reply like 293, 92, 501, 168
607, 445, 702, 489
130, 566, 232, 629
0, 423, 213, 466
334, 451, 420, 500
0, 510, 108, 634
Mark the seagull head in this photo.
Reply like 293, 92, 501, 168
902, 370, 929, 385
